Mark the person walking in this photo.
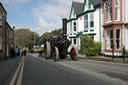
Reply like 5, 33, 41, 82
15, 46, 19, 57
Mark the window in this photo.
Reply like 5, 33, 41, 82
0, 35, 2, 50
74, 39, 76, 45
90, 13, 94, 27
88, 0, 92, 9
106, 0, 112, 22
74, 22, 76, 32
116, 29, 121, 49
106, 29, 113, 49
0, 12, 2, 26
115, 0, 120, 20
84, 14, 88, 28
70, 22, 72, 34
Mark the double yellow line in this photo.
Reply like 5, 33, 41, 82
9, 57, 24, 85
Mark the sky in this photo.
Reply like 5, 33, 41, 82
0, 0, 84, 36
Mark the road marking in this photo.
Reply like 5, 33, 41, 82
16, 57, 24, 85
9, 57, 24, 85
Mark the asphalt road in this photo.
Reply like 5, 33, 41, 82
15, 54, 128, 85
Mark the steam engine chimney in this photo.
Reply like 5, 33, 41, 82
62, 18, 67, 37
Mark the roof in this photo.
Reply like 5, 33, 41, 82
73, 2, 84, 15
0, 2, 7, 14
6, 22, 14, 31
91, 0, 101, 6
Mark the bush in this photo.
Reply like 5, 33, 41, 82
79, 35, 101, 56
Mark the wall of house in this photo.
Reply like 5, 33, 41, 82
124, 0, 128, 22
78, 16, 84, 32
0, 5, 6, 59
122, 27, 128, 51
94, 8, 100, 42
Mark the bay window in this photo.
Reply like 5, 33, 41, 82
116, 29, 121, 49
70, 22, 72, 34
74, 22, 76, 32
0, 35, 2, 50
106, 29, 113, 49
106, 0, 112, 22
0, 11, 2, 26
90, 13, 94, 27
115, 0, 120, 20
84, 14, 88, 28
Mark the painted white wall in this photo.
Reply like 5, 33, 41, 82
94, 8, 100, 42
78, 16, 84, 32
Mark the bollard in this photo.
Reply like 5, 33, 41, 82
112, 45, 114, 61
123, 46, 125, 63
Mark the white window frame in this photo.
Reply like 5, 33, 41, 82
90, 13, 94, 28
0, 35, 2, 50
84, 14, 88, 29
106, 0, 112, 22
116, 29, 121, 49
106, 29, 113, 49
115, 0, 120, 21
70, 21, 72, 34
73, 22, 76, 32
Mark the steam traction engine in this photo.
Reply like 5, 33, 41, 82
44, 18, 78, 61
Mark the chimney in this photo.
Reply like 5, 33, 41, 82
62, 18, 67, 37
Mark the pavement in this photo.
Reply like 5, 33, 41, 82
78, 54, 128, 64
0, 56, 21, 85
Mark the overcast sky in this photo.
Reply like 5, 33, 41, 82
0, 0, 84, 36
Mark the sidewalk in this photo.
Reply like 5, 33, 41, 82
78, 54, 128, 64
0, 57, 21, 85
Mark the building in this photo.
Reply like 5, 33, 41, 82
0, 2, 14, 59
67, 2, 84, 48
67, 0, 103, 50
102, 0, 128, 56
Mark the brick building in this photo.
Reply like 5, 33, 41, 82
0, 2, 14, 59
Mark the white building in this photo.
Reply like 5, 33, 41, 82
67, 0, 104, 51
67, 2, 83, 49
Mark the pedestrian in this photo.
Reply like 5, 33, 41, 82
15, 46, 19, 57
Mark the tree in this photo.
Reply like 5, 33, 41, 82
80, 35, 101, 56
14, 29, 39, 48
38, 29, 62, 46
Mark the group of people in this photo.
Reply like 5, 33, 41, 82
10, 47, 27, 57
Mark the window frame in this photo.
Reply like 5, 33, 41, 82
115, 0, 120, 21
106, 29, 113, 50
90, 12, 94, 27
105, 0, 112, 22
84, 14, 88, 29
73, 22, 76, 32
116, 29, 121, 49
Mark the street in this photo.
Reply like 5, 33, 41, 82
9, 54, 128, 85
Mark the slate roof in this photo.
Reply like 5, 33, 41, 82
73, 2, 84, 15
91, 0, 101, 6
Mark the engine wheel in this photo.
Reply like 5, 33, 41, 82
71, 46, 78, 61
44, 41, 51, 59
53, 47, 59, 62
